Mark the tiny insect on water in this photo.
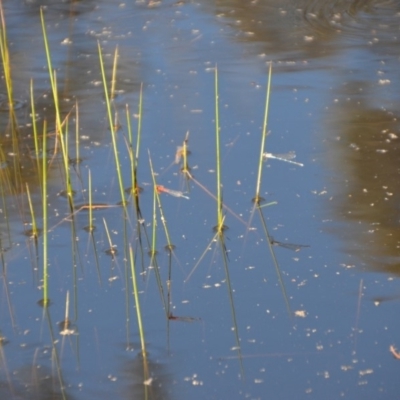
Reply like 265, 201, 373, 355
263, 151, 304, 167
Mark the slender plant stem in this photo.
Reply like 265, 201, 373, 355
25, 183, 38, 239
42, 120, 48, 305
148, 153, 174, 249
97, 42, 126, 205
214, 65, 223, 228
111, 46, 118, 100
75, 100, 80, 164
129, 246, 147, 359
255, 63, 272, 201
136, 83, 143, 161
88, 170, 93, 231
30, 79, 41, 178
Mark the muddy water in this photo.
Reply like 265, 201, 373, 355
0, 0, 399, 399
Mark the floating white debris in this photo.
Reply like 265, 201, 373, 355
61, 38, 72, 45
294, 310, 307, 318
359, 369, 373, 376
143, 377, 153, 386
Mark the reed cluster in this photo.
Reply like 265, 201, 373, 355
0, 5, 306, 394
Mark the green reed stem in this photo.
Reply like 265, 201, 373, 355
136, 83, 143, 161
85, 170, 102, 284
0, 2, 18, 137
0, 3, 13, 112
42, 120, 49, 306
126, 104, 133, 149
147, 153, 168, 316
214, 67, 242, 372
255, 63, 272, 202
40, 11, 65, 156
129, 246, 147, 360
65, 117, 69, 155
214, 65, 223, 230
75, 100, 80, 164
40, 8, 56, 111
125, 106, 137, 196
41, 11, 74, 213
30, 79, 41, 174
150, 175, 157, 256
182, 131, 190, 174
63, 114, 75, 213
148, 152, 174, 249
25, 183, 39, 239
0, 2, 21, 187
103, 218, 115, 256
111, 46, 118, 100
97, 42, 125, 205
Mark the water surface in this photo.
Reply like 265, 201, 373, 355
0, 0, 399, 399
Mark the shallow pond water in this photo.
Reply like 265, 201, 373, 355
0, 0, 400, 399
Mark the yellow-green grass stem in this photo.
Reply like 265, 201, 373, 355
0, 2, 13, 111
30, 79, 41, 179
147, 153, 168, 316
40, 10, 68, 168
125, 106, 137, 197
148, 153, 174, 250
111, 46, 118, 100
125, 104, 133, 150
86, 169, 102, 284
62, 115, 75, 213
0, 8, 20, 187
0, 2, 19, 142
129, 246, 147, 360
42, 120, 49, 306
75, 100, 80, 165
214, 65, 223, 230
103, 218, 116, 257
182, 131, 190, 175
25, 183, 39, 239
150, 173, 157, 257
254, 63, 272, 202
97, 42, 126, 205
136, 83, 143, 161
